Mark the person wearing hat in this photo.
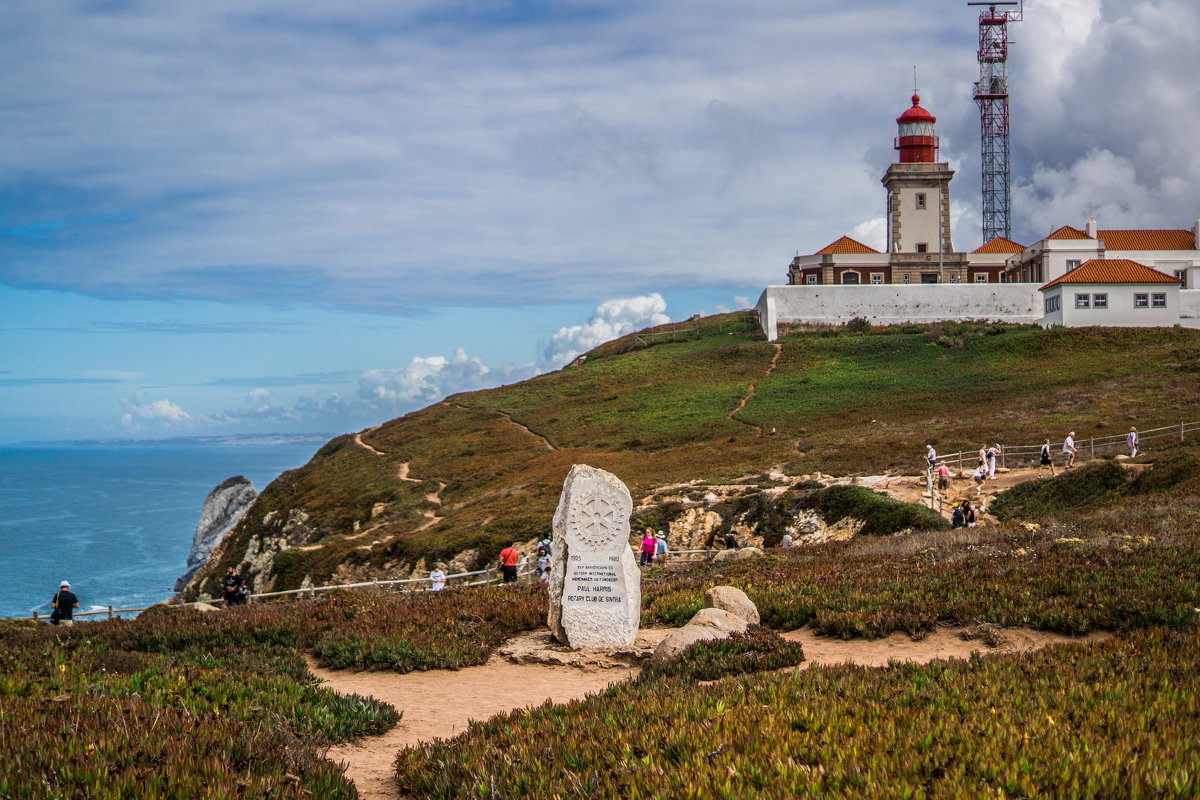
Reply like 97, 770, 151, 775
50, 581, 78, 625
1064, 431, 1077, 469
1128, 427, 1138, 458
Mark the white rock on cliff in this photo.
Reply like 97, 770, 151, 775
174, 477, 257, 591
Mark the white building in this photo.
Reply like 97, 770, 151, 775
1039, 259, 1184, 328
1006, 218, 1200, 287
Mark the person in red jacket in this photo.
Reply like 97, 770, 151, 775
498, 542, 521, 583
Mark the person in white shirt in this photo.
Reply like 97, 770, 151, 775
429, 566, 446, 591
1127, 427, 1138, 458
986, 445, 1000, 479
1064, 432, 1077, 468
925, 445, 937, 472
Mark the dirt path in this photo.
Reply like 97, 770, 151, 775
313, 624, 1110, 800
728, 343, 783, 436
354, 428, 386, 457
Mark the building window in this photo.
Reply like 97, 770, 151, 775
870, 273, 883, 285
920, 273, 938, 284
1175, 269, 1187, 286
1134, 293, 1149, 308
1152, 292, 1167, 308
949, 274, 959, 283
1044, 295, 1060, 313
902, 273, 911, 284
1093, 293, 1108, 309
805, 274, 817, 285
1066, 259, 1081, 271
1075, 293, 1090, 309
916, 243, 928, 253
841, 271, 860, 285
915, 193, 926, 209
975, 273, 988, 283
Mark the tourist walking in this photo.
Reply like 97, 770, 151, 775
429, 564, 446, 591
1039, 439, 1056, 477
536, 548, 552, 582
951, 504, 965, 529
724, 531, 740, 550
925, 445, 937, 471
935, 462, 951, 492
986, 444, 1000, 480
779, 532, 793, 548
973, 465, 985, 495
498, 542, 521, 583
1128, 427, 1138, 458
1064, 431, 1077, 468
978, 444, 988, 470
640, 529, 656, 566
655, 531, 669, 564
222, 566, 246, 607
49, 581, 78, 625
963, 500, 976, 528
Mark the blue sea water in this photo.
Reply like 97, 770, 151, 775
0, 438, 324, 619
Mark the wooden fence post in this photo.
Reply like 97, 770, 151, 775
108, 604, 114, 619
1183, 421, 1187, 443
1090, 437, 1095, 459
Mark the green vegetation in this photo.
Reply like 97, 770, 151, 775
395, 626, 1200, 799
0, 584, 546, 798
790, 485, 950, 536
990, 460, 1130, 519
637, 627, 806, 684
180, 320, 1200, 596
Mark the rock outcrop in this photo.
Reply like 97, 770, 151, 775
174, 477, 257, 591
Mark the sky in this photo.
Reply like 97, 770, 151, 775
2, 0, 1198, 443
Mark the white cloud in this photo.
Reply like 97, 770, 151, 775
119, 393, 191, 429
357, 348, 536, 408
540, 293, 670, 368
733, 296, 753, 310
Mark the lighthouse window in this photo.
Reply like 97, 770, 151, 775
916, 243, 928, 253
915, 193, 926, 209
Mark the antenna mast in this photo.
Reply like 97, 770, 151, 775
969, 1, 1021, 243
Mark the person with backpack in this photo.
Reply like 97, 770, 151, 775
986, 445, 1000, 480
640, 529, 656, 566
222, 566, 246, 607
50, 581, 79, 625
498, 542, 521, 583
951, 504, 965, 529
1039, 439, 1056, 477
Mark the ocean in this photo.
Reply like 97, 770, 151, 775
0, 437, 326, 620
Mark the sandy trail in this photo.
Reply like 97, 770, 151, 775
312, 624, 1109, 800
728, 342, 783, 436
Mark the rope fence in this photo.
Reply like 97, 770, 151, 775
18, 548, 718, 624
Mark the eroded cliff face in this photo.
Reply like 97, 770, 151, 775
174, 477, 257, 591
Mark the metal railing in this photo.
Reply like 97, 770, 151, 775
923, 419, 1200, 509
18, 548, 718, 624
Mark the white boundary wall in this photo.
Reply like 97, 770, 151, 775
756, 284, 1042, 340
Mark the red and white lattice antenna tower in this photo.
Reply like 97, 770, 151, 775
969, 1, 1022, 243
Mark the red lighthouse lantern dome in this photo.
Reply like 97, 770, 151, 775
895, 93, 939, 164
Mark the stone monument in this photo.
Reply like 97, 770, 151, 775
547, 464, 641, 649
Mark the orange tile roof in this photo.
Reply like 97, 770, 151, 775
972, 236, 1024, 254
1098, 229, 1196, 250
817, 235, 881, 255
1046, 225, 1091, 240
1040, 258, 1182, 290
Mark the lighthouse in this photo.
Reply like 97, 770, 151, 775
882, 93, 960, 277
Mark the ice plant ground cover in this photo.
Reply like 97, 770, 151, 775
395, 626, 1200, 798
0, 584, 545, 798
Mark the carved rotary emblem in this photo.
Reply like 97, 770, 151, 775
568, 495, 626, 548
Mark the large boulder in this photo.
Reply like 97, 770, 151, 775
650, 606, 749, 664
703, 586, 760, 625
712, 546, 764, 564
174, 477, 257, 591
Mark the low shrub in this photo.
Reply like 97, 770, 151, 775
792, 485, 950, 535
638, 626, 805, 683
991, 460, 1128, 520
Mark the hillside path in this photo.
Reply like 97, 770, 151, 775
354, 427, 386, 456
443, 401, 556, 451
728, 343, 782, 436
312, 623, 1110, 800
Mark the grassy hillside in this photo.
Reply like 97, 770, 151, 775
183, 315, 1200, 598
